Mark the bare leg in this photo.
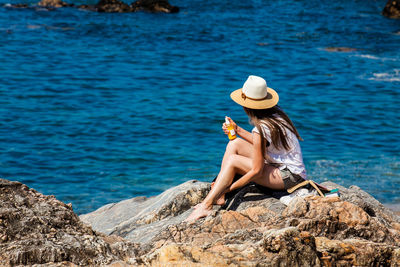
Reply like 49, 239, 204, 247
193, 139, 252, 209
220, 138, 253, 171
185, 153, 253, 222
213, 139, 253, 205
185, 139, 286, 222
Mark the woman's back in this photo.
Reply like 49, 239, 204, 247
253, 118, 306, 179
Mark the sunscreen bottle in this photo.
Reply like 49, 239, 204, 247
225, 117, 237, 141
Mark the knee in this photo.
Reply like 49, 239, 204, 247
225, 138, 241, 153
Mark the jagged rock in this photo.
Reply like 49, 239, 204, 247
142, 227, 319, 266
316, 236, 399, 266
131, 0, 179, 13
283, 196, 400, 244
2, 177, 400, 266
321, 181, 400, 227
80, 180, 210, 243
7, 0, 179, 13
80, 0, 180, 13
96, 0, 132, 13
383, 0, 400, 19
37, 0, 72, 8
0, 179, 138, 266
76, 4, 97, 11
81, 179, 400, 266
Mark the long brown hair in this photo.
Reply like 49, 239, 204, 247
244, 106, 302, 159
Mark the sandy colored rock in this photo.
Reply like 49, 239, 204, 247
80, 180, 210, 243
316, 237, 399, 266
136, 182, 400, 266
37, 0, 71, 8
0, 179, 138, 266
2, 178, 400, 266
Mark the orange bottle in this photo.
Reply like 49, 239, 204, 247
225, 117, 237, 141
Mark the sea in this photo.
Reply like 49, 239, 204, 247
0, 0, 399, 215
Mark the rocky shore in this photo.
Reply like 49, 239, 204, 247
5, 0, 400, 17
1, 178, 399, 266
4, 0, 179, 13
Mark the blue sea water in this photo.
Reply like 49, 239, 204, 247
0, 0, 399, 214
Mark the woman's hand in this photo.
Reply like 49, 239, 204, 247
222, 117, 238, 136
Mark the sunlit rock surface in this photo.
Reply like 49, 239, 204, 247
1, 178, 399, 266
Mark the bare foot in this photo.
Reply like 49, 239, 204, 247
193, 195, 224, 209
193, 203, 201, 209
184, 203, 213, 223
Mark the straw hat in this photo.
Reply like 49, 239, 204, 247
230, 75, 279, 109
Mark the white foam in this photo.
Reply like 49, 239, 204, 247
369, 69, 400, 82
358, 54, 380, 60
354, 54, 398, 62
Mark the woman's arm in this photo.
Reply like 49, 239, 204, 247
236, 126, 253, 144
224, 117, 253, 144
227, 132, 264, 192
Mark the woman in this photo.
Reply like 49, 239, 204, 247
185, 75, 306, 222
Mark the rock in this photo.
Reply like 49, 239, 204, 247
96, 0, 132, 13
76, 4, 97, 11
324, 47, 357, 52
283, 195, 400, 244
2, 177, 400, 266
37, 0, 72, 8
81, 179, 400, 266
131, 0, 179, 13
262, 227, 319, 266
80, 180, 210, 243
321, 182, 400, 225
7, 0, 179, 13
383, 0, 400, 19
78, 0, 180, 13
0, 179, 138, 266
316, 237, 399, 266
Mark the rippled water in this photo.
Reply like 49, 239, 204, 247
0, 0, 399, 214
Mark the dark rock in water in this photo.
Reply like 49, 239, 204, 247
76, 4, 97, 11
6, 0, 179, 13
74, 0, 180, 13
0, 178, 138, 266
96, 0, 132, 13
383, 0, 400, 19
131, 0, 179, 13
37, 0, 72, 8
5, 0, 73, 9
324, 47, 357, 52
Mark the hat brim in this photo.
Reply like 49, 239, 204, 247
230, 87, 279, 109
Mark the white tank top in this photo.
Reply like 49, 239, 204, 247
252, 120, 307, 179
